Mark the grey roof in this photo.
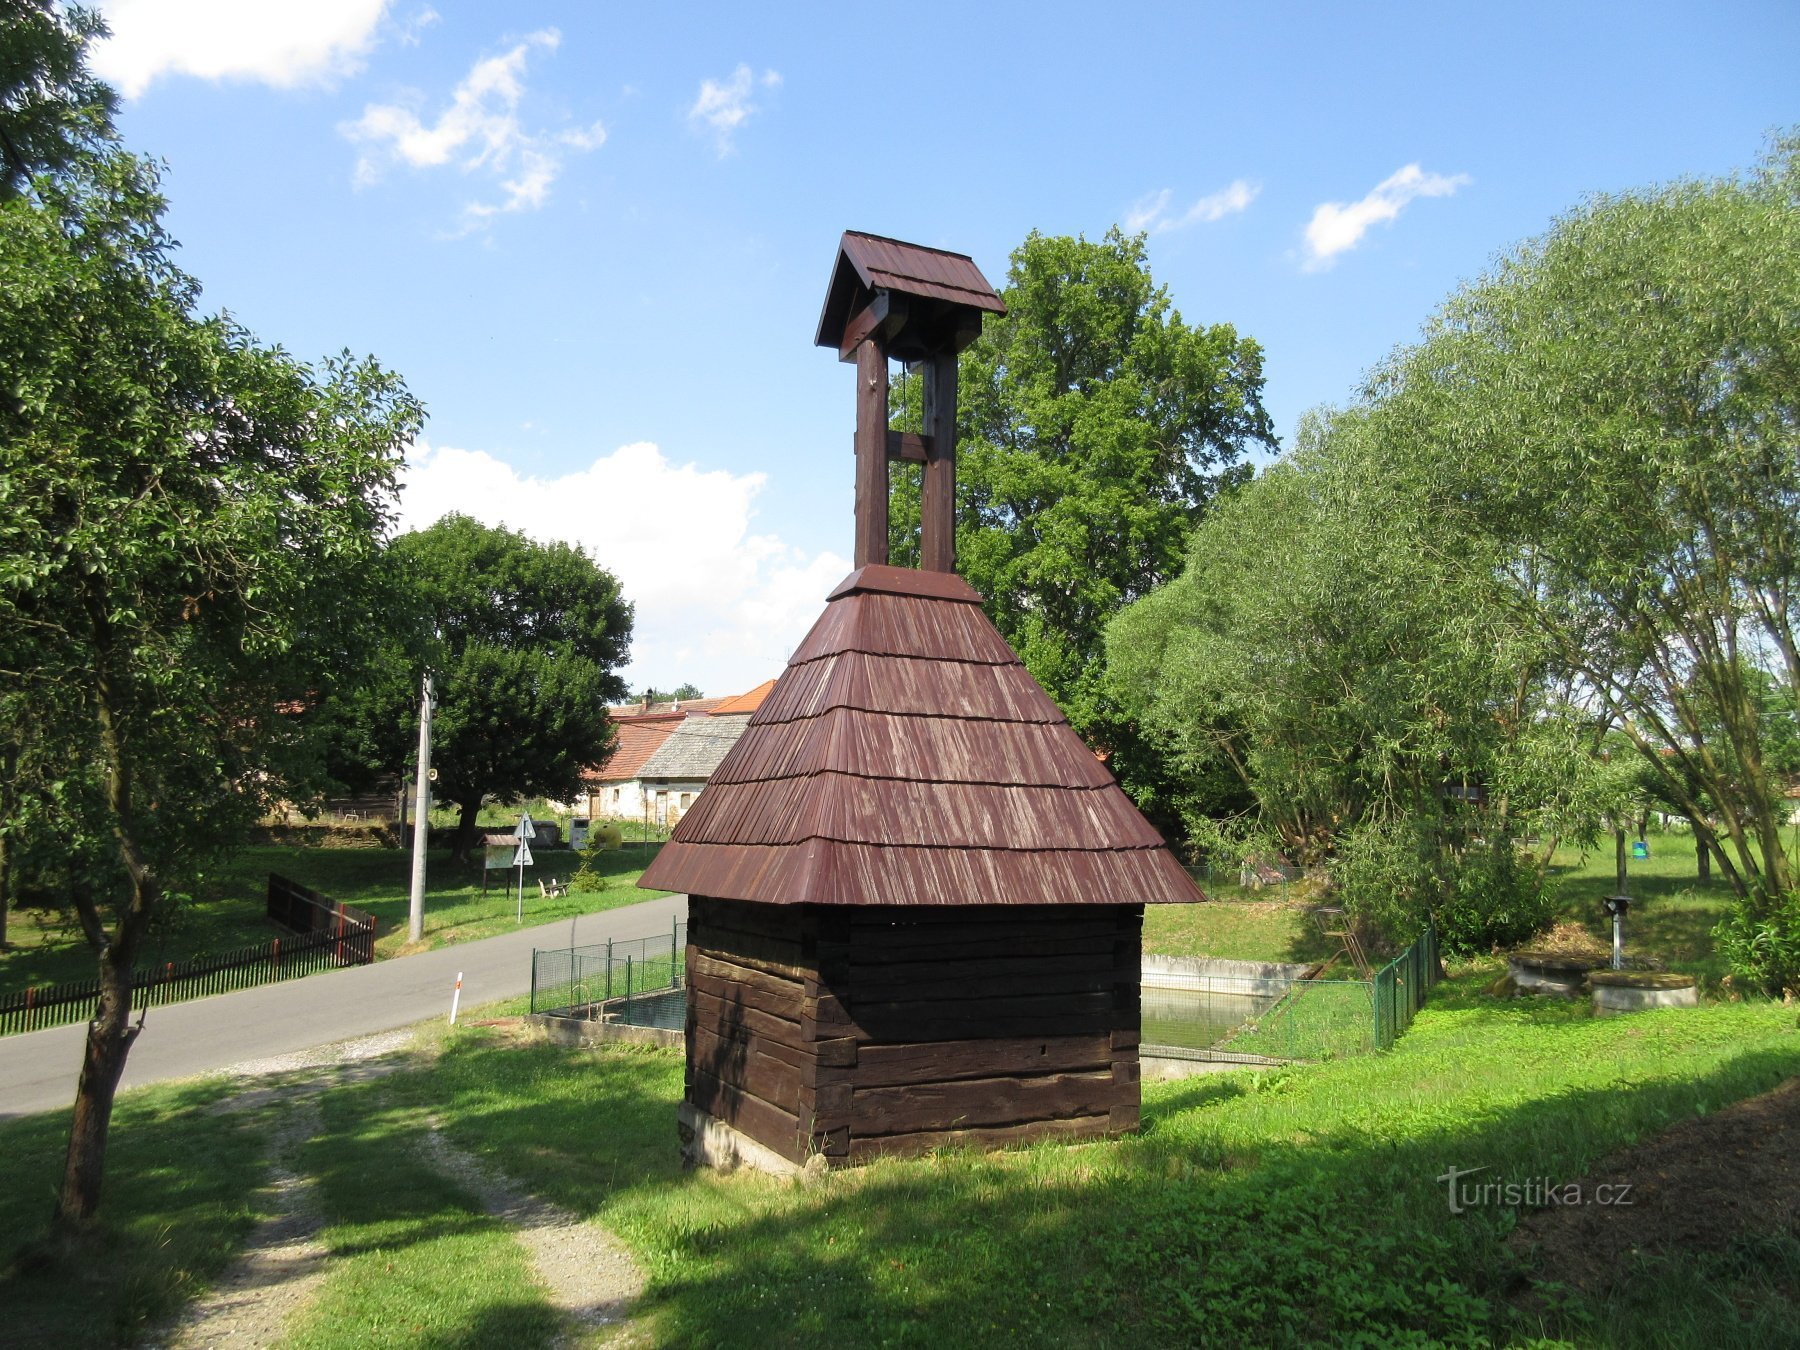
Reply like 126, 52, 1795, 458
636, 714, 751, 781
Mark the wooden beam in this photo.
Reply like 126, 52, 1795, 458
838, 293, 905, 363
921, 349, 957, 573
853, 341, 889, 568
885, 431, 931, 463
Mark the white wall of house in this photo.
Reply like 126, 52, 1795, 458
587, 777, 708, 826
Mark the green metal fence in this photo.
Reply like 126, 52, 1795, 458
530, 920, 685, 1028
1142, 923, 1441, 1065
1372, 921, 1441, 1050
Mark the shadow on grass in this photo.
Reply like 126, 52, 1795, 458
0, 1076, 265, 1346
388, 1012, 1800, 1349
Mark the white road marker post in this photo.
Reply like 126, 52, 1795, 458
513, 812, 536, 923
450, 971, 463, 1024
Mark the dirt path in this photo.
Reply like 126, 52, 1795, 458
1508, 1073, 1800, 1295
424, 1122, 646, 1346
154, 1029, 644, 1349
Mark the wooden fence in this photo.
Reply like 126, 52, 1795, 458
266, 873, 377, 965
0, 876, 375, 1037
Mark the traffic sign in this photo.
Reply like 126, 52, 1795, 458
513, 839, 534, 868
515, 813, 537, 842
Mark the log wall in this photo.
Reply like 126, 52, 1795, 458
684, 896, 1142, 1166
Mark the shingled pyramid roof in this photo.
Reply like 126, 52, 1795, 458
638, 565, 1203, 907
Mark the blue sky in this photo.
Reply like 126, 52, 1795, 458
91, 0, 1798, 696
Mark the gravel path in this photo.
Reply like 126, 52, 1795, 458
165, 1096, 330, 1350
152, 1027, 644, 1347
424, 1122, 646, 1346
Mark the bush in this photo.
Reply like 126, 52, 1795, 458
1336, 818, 1553, 955
1715, 891, 1800, 997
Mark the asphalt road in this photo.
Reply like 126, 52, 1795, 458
0, 892, 687, 1122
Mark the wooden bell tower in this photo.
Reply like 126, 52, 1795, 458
814, 231, 1007, 573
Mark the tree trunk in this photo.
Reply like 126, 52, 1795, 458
53, 949, 137, 1235
1615, 826, 1628, 896
1697, 826, 1712, 884
0, 740, 15, 950
452, 799, 483, 865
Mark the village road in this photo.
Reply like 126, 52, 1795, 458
0, 892, 687, 1122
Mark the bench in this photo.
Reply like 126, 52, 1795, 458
538, 876, 569, 899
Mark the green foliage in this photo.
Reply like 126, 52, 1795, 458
0, 2, 117, 199
670, 682, 704, 701
1713, 890, 1800, 997
892, 228, 1274, 821
0, 145, 421, 945
1363, 133, 1800, 909
332, 514, 633, 853
1111, 134, 1800, 964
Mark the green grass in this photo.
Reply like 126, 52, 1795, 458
1542, 831, 1740, 987
1142, 900, 1336, 964
1, 844, 668, 998
284, 1084, 562, 1349
0, 1077, 266, 1346
400, 985, 1799, 1347
4, 978, 1797, 1346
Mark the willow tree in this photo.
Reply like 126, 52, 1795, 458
1343, 137, 1800, 987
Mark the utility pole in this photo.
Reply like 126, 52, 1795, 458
408, 671, 433, 945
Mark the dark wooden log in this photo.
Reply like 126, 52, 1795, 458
837, 292, 903, 362
885, 431, 932, 462
689, 1068, 803, 1162
844, 1113, 1115, 1163
691, 1026, 802, 1106
853, 1070, 1123, 1134
691, 988, 800, 1045
690, 953, 804, 1018
853, 343, 889, 568
852, 1034, 1114, 1088
921, 349, 957, 573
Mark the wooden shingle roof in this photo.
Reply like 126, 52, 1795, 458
638, 565, 1203, 907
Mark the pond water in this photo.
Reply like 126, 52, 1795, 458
1140, 985, 1281, 1052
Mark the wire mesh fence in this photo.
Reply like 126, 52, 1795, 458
530, 920, 686, 1028
1142, 924, 1441, 1065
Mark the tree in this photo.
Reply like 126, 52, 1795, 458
1106, 410, 1568, 951
0, 148, 421, 1233
1362, 136, 1800, 971
382, 515, 633, 860
0, 2, 117, 199
672, 683, 705, 701
888, 228, 1275, 823
1111, 136, 1800, 977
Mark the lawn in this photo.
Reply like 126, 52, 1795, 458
0, 842, 668, 998
1142, 899, 1336, 965
1541, 829, 1740, 987
4, 974, 1796, 1347
1144, 826, 1749, 978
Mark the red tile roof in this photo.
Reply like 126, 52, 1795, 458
639, 565, 1203, 907
585, 716, 682, 785
708, 679, 776, 716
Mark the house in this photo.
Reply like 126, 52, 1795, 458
580, 681, 774, 825
634, 680, 775, 828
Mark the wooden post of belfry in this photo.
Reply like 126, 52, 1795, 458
921, 350, 957, 573
853, 343, 889, 568
822, 232, 1003, 574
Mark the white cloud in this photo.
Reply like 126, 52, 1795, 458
92, 0, 390, 97
1125, 179, 1260, 234
1302, 164, 1471, 270
687, 64, 781, 154
342, 30, 603, 228
396, 440, 849, 696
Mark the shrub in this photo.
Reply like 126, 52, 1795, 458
1715, 891, 1800, 997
